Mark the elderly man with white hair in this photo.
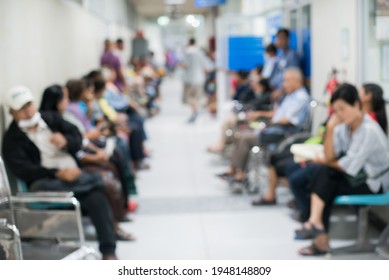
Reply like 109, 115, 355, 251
217, 67, 310, 192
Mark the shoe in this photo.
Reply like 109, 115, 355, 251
216, 172, 234, 181
231, 184, 244, 194
290, 211, 304, 223
294, 224, 325, 240
187, 112, 198, 123
115, 228, 136, 241
287, 199, 298, 210
119, 216, 133, 222
298, 243, 328, 256
252, 197, 276, 206
136, 160, 150, 171
128, 200, 138, 212
102, 254, 118, 260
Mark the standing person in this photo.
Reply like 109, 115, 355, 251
100, 39, 126, 92
270, 28, 300, 101
182, 38, 207, 123
115, 38, 128, 69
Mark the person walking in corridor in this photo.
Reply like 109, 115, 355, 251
181, 38, 207, 123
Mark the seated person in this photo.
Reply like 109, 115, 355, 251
294, 84, 389, 256
207, 78, 273, 154
286, 83, 388, 221
218, 67, 310, 185
2, 86, 117, 260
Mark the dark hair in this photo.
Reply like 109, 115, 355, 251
363, 83, 388, 133
255, 65, 264, 75
265, 43, 277, 54
331, 83, 361, 107
94, 78, 106, 93
40, 85, 64, 112
189, 38, 196, 45
66, 79, 86, 101
277, 28, 290, 38
258, 78, 271, 93
237, 70, 250, 80
116, 38, 123, 44
85, 70, 103, 81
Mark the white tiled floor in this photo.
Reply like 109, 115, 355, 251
91, 76, 384, 260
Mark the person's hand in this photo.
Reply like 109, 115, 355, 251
95, 150, 109, 162
86, 128, 101, 140
55, 167, 82, 182
312, 155, 327, 165
271, 89, 283, 102
50, 133, 67, 149
247, 111, 259, 122
326, 114, 342, 130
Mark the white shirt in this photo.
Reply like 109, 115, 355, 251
24, 119, 78, 170
183, 46, 207, 86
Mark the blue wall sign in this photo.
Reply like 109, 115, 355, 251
195, 0, 226, 8
228, 36, 264, 71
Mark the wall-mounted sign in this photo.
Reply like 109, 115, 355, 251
195, 0, 226, 8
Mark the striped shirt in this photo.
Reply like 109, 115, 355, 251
334, 115, 389, 193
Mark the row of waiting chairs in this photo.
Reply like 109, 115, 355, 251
0, 155, 98, 260
246, 128, 389, 258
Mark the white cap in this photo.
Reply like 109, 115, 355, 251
5, 86, 34, 110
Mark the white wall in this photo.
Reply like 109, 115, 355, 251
311, 0, 358, 128
0, 0, 133, 109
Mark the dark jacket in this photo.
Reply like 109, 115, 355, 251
2, 112, 82, 186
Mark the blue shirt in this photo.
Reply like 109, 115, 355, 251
272, 87, 310, 127
104, 89, 129, 112
269, 48, 300, 89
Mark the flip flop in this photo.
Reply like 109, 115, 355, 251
299, 243, 328, 256
116, 228, 136, 241
295, 223, 325, 240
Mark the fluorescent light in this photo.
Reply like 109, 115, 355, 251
186, 15, 195, 24
164, 0, 186, 4
157, 16, 170, 26
192, 19, 200, 28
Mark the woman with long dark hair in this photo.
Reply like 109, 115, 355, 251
359, 83, 387, 134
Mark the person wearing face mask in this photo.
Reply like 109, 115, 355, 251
2, 86, 118, 260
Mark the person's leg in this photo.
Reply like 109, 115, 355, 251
260, 152, 295, 201
288, 164, 319, 222
208, 113, 237, 153
230, 131, 258, 180
187, 85, 203, 123
30, 178, 117, 258
76, 189, 117, 258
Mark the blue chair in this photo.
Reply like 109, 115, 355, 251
333, 192, 389, 258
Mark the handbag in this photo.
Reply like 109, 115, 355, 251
344, 169, 368, 188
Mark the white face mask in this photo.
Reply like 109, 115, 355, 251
18, 112, 41, 129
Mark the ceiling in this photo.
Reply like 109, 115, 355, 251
131, 0, 209, 18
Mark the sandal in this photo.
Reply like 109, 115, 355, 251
252, 197, 277, 206
216, 172, 234, 181
295, 223, 325, 240
115, 228, 136, 241
298, 243, 328, 256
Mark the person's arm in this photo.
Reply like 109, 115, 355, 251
98, 99, 118, 123
53, 113, 83, 155
323, 114, 341, 163
246, 110, 274, 122
2, 131, 58, 184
